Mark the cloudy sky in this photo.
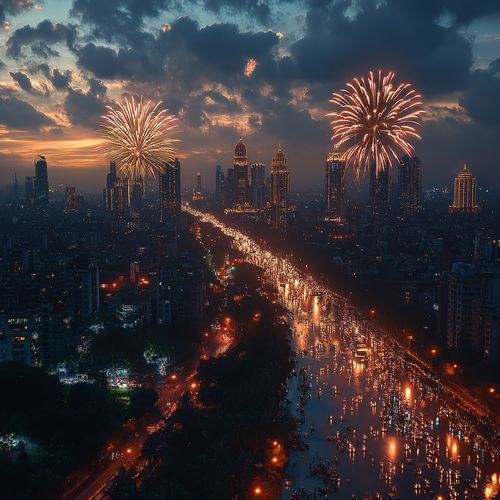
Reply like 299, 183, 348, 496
0, 0, 499, 192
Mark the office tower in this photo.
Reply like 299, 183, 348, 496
193, 172, 203, 200
233, 138, 249, 208
369, 163, 390, 215
65, 186, 79, 213
12, 173, 19, 202
131, 176, 144, 211
107, 160, 117, 188
251, 163, 266, 209
475, 228, 500, 264
159, 158, 181, 221
225, 167, 234, 208
34, 155, 49, 204
398, 155, 422, 217
215, 164, 225, 205
25, 176, 35, 203
324, 149, 346, 223
270, 144, 289, 232
449, 164, 480, 213
441, 263, 482, 349
38, 295, 66, 366
71, 260, 100, 321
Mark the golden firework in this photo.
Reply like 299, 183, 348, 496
328, 70, 425, 177
99, 97, 178, 179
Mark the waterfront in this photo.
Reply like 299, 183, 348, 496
185, 206, 499, 499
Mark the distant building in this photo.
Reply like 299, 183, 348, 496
25, 176, 35, 203
70, 260, 100, 321
251, 163, 266, 209
233, 138, 250, 208
398, 155, 422, 217
131, 177, 144, 211
270, 144, 289, 232
484, 306, 500, 361
0, 314, 33, 365
475, 228, 500, 264
193, 172, 204, 200
215, 164, 225, 205
224, 167, 234, 208
324, 149, 346, 224
103, 161, 130, 214
442, 263, 482, 349
369, 163, 390, 215
449, 164, 479, 214
159, 158, 181, 221
65, 186, 80, 213
34, 155, 49, 204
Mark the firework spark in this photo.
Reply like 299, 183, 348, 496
328, 70, 425, 177
99, 97, 178, 179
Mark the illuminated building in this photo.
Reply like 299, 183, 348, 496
324, 148, 346, 223
65, 186, 79, 213
215, 164, 225, 205
369, 162, 390, 215
449, 164, 480, 213
159, 158, 181, 221
34, 155, 49, 204
398, 155, 422, 217
233, 138, 249, 207
193, 172, 204, 200
0, 315, 33, 364
270, 144, 289, 232
251, 163, 266, 209
103, 161, 130, 214
484, 305, 500, 360
131, 176, 144, 211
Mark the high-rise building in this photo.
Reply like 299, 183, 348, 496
369, 163, 390, 215
65, 186, 80, 213
449, 164, 480, 214
71, 260, 100, 321
398, 155, 422, 217
131, 176, 144, 211
215, 164, 225, 205
225, 168, 234, 208
233, 138, 249, 208
441, 262, 482, 349
159, 158, 181, 221
193, 172, 204, 200
25, 176, 35, 203
324, 149, 346, 224
251, 163, 266, 209
270, 144, 289, 232
34, 155, 49, 204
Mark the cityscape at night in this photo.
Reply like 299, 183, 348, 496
0, 1, 499, 499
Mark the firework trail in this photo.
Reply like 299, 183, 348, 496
99, 97, 178, 179
328, 70, 425, 177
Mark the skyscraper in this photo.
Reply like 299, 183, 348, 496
215, 164, 225, 205
159, 158, 181, 221
324, 149, 346, 224
270, 144, 289, 232
103, 161, 130, 214
449, 164, 480, 214
233, 138, 249, 208
131, 176, 144, 211
369, 163, 390, 215
251, 163, 266, 209
65, 186, 79, 213
193, 172, 204, 200
34, 155, 49, 204
398, 155, 422, 218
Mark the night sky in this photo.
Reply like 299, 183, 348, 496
0, 0, 499, 191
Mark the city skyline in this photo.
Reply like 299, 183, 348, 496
0, 1, 499, 189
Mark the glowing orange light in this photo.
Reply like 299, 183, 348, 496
254, 486, 262, 496
126, 448, 132, 454
171, 374, 177, 380
489, 387, 495, 394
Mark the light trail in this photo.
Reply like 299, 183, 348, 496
184, 204, 497, 432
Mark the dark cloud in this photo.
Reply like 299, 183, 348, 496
6, 19, 77, 59
459, 58, 500, 126
289, 0, 473, 97
34, 63, 72, 90
202, 0, 271, 24
64, 78, 109, 128
70, 0, 172, 44
0, 94, 54, 130
0, 1, 39, 24
9, 71, 40, 94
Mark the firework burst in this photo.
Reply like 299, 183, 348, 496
328, 70, 425, 177
99, 97, 178, 179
